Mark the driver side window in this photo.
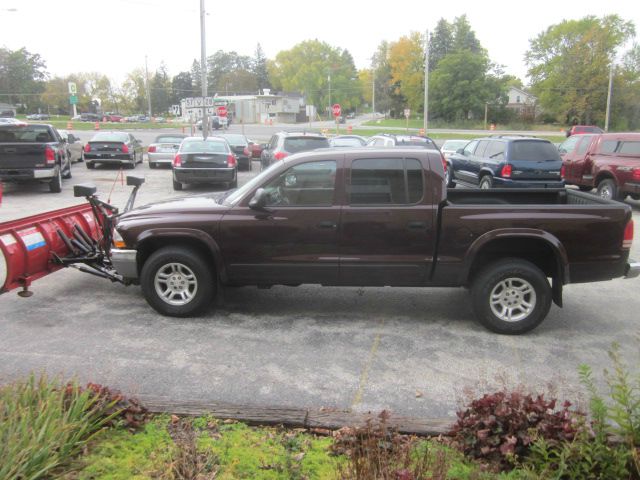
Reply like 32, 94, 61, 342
263, 160, 337, 206
463, 140, 478, 156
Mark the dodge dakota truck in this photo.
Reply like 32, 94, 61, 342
106, 148, 638, 334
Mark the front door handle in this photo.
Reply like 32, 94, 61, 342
317, 221, 337, 230
407, 221, 427, 230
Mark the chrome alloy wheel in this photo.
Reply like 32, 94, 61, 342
489, 277, 537, 322
154, 262, 198, 306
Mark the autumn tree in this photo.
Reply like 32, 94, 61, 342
369, 41, 403, 115
388, 32, 425, 115
525, 15, 635, 126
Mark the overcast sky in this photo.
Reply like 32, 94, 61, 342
2, 0, 638, 86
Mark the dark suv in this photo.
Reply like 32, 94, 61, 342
448, 136, 564, 189
260, 132, 329, 170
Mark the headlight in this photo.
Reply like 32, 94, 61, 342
112, 228, 126, 249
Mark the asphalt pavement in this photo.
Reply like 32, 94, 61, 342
1, 127, 639, 423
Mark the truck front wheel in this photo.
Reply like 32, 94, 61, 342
471, 258, 551, 334
140, 246, 215, 317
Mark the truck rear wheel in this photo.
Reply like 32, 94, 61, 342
141, 246, 215, 317
49, 167, 62, 193
471, 258, 551, 334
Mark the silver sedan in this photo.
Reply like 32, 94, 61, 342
147, 134, 187, 168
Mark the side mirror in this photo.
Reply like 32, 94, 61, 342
456, 148, 465, 155
126, 175, 145, 187
249, 188, 270, 212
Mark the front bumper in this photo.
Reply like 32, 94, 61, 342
173, 167, 236, 184
110, 248, 138, 279
626, 261, 640, 279
0, 167, 56, 181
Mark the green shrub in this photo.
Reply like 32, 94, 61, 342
0, 374, 120, 480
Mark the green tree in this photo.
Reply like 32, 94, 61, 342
120, 68, 147, 113
370, 41, 403, 115
191, 59, 202, 94
254, 43, 270, 91
207, 50, 254, 94
170, 71, 193, 105
269, 40, 361, 116
525, 15, 635, 125
150, 63, 171, 115
451, 15, 484, 55
429, 18, 454, 72
0, 47, 47, 112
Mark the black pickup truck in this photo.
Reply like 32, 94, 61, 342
0, 123, 71, 193
105, 148, 639, 334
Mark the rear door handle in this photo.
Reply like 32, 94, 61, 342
317, 221, 337, 230
407, 221, 427, 230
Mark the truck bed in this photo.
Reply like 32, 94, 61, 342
446, 188, 612, 206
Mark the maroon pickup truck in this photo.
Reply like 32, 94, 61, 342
559, 132, 640, 201
105, 148, 639, 334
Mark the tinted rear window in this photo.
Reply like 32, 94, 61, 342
155, 135, 185, 143
283, 137, 329, 153
91, 132, 129, 142
218, 134, 247, 145
394, 136, 438, 150
181, 140, 228, 153
330, 137, 365, 147
0, 125, 53, 142
510, 141, 561, 161
619, 141, 640, 155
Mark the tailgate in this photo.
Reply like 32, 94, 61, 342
0, 143, 47, 169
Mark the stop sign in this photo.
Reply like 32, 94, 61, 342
217, 106, 227, 117
332, 104, 341, 118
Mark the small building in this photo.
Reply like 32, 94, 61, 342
180, 90, 303, 124
506, 87, 537, 119
0, 103, 17, 117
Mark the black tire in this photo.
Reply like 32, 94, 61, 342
86, 161, 95, 169
578, 185, 592, 192
471, 258, 552, 335
140, 246, 215, 317
62, 158, 72, 179
149, 162, 156, 169
597, 178, 622, 201
229, 175, 238, 189
173, 179, 183, 191
479, 175, 493, 189
445, 162, 454, 188
78, 152, 84, 163
49, 166, 62, 193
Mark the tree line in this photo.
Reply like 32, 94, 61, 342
1, 14, 639, 129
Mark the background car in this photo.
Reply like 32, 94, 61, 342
172, 136, 237, 190
566, 125, 604, 137
0, 118, 26, 125
247, 139, 264, 159
79, 113, 101, 122
26, 113, 50, 120
261, 132, 330, 170
102, 113, 123, 122
213, 133, 253, 171
365, 133, 439, 150
84, 131, 144, 169
448, 136, 564, 189
57, 129, 84, 163
441, 139, 469, 159
329, 135, 367, 147
197, 115, 228, 131
147, 133, 187, 168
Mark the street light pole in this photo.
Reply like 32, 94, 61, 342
328, 72, 331, 118
144, 55, 152, 119
372, 66, 376, 115
423, 29, 429, 133
200, 0, 208, 138
604, 61, 614, 132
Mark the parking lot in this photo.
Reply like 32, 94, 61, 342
1, 126, 640, 422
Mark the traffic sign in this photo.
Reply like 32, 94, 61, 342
332, 104, 341, 118
69, 95, 78, 105
68, 82, 77, 95
217, 105, 227, 117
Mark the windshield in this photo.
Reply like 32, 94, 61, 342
330, 137, 365, 147
510, 141, 561, 161
284, 137, 329, 153
217, 134, 246, 145
91, 132, 128, 142
222, 161, 282, 205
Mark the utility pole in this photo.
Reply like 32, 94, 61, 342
200, 0, 208, 138
144, 55, 152, 119
423, 29, 429, 133
328, 72, 331, 119
604, 61, 614, 132
372, 66, 376, 115
484, 102, 488, 130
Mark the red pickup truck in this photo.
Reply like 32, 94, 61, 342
559, 132, 640, 201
